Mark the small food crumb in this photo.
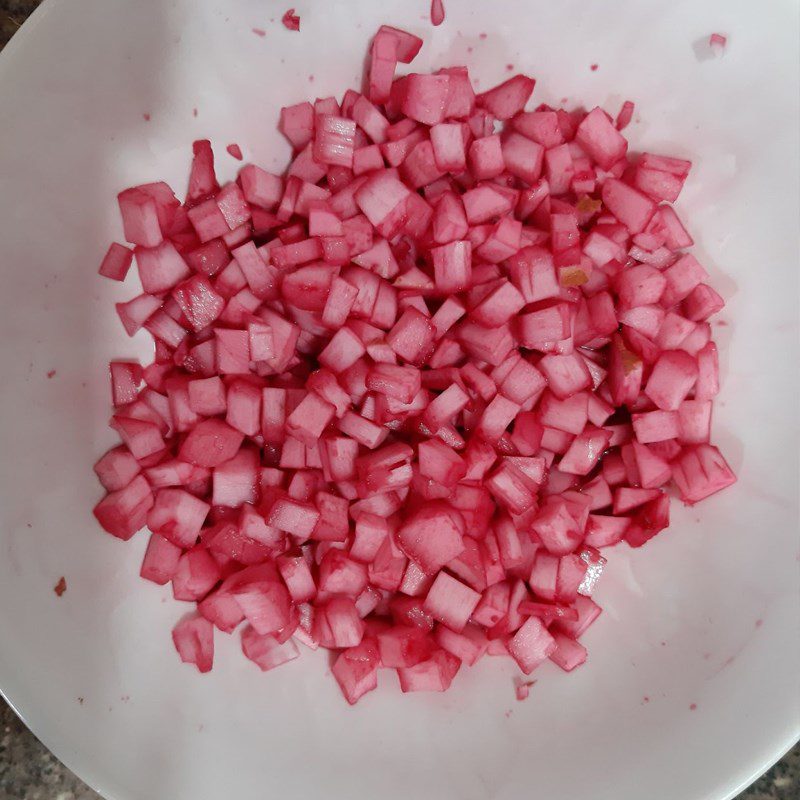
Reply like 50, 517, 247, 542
430, 0, 445, 26
478, 32, 487, 40
308, 74, 315, 83
590, 63, 598, 71
642, 696, 650, 704
505, 63, 514, 72
77, 697, 84, 705
192, 107, 198, 118
709, 32, 727, 54
251, 27, 266, 37
282, 8, 300, 31
142, 113, 151, 122
226, 143, 243, 160
46, 370, 56, 379
689, 702, 697, 711
54, 577, 67, 597
514, 679, 536, 701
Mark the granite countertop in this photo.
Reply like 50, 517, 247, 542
0, 2, 797, 799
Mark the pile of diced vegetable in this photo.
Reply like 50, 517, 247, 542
93, 24, 736, 703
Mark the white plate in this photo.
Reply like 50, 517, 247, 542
0, 1, 798, 799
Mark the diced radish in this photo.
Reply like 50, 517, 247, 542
476, 394, 520, 442
268, 497, 320, 538
332, 640, 380, 704
559, 426, 612, 475
112, 415, 165, 460
462, 183, 515, 224
387, 307, 435, 364
631, 441, 672, 488
94, 445, 141, 492
397, 502, 465, 574
584, 514, 629, 548
233, 580, 293, 635
115, 294, 162, 336
172, 275, 224, 332
339, 411, 388, 450
186, 140, 219, 203
109, 361, 143, 407
179, 419, 244, 467
366, 363, 421, 404
508, 616, 556, 674
615, 100, 635, 131
99, 242, 134, 281
172, 547, 221, 601
148, 487, 210, 548
551, 595, 599, 639
397, 649, 460, 692
241, 627, 300, 671
531, 497, 583, 555
477, 75, 535, 120
601, 179, 656, 234
645, 350, 698, 411
430, 123, 467, 173
118, 187, 164, 247
549, 632, 587, 671
140, 533, 182, 585
471, 279, 525, 326
314, 115, 357, 168
575, 107, 628, 170
401, 74, 451, 125
671, 444, 736, 505
279, 102, 314, 150
136, 240, 191, 294
431, 240, 472, 294
172, 614, 214, 673
377, 625, 434, 668
212, 446, 259, 506
284, 392, 335, 446
313, 597, 365, 648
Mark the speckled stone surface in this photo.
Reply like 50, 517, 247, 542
0, 2, 797, 799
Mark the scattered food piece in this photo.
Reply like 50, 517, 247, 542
54, 577, 67, 597
709, 33, 727, 55
615, 100, 634, 131
226, 143, 244, 160
282, 8, 300, 31
430, 0, 445, 26
252, 27, 266, 37
515, 679, 536, 701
